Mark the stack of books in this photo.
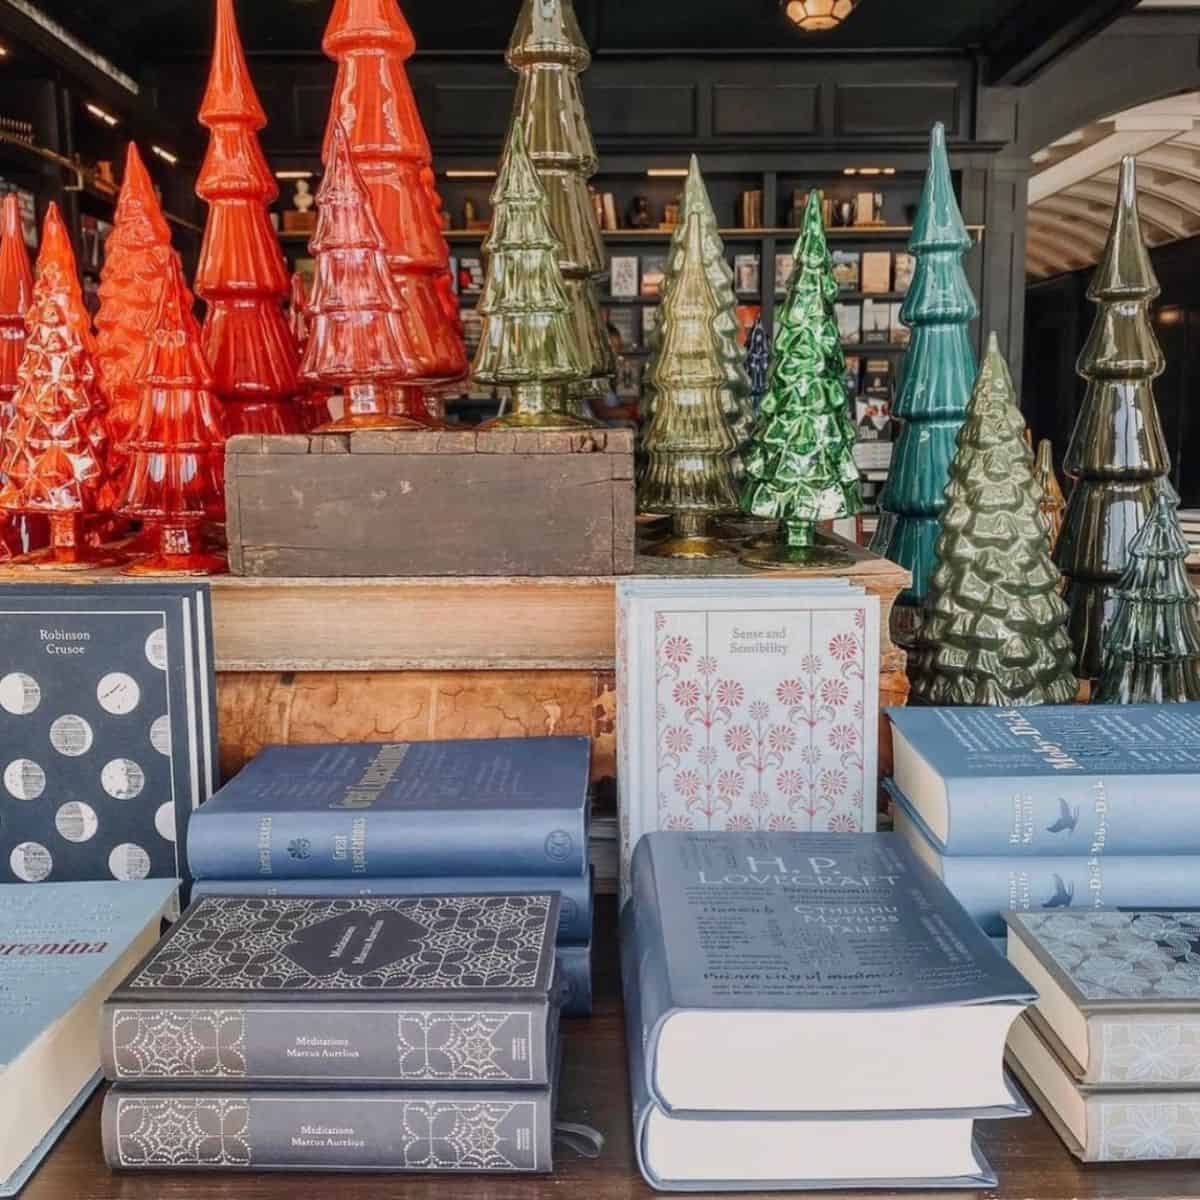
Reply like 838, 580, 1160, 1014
886, 703, 1200, 937
1005, 908, 1200, 1162
100, 892, 563, 1175
622, 831, 1034, 1190
187, 737, 595, 1015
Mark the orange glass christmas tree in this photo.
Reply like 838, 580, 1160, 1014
0, 204, 117, 568
196, 0, 302, 436
288, 272, 332, 432
301, 122, 432, 430
322, 0, 466, 420
118, 255, 228, 575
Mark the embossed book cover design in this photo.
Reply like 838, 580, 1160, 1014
103, 895, 560, 1086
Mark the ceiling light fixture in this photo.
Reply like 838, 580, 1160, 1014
150, 145, 178, 166
444, 169, 497, 179
275, 170, 314, 180
784, 0, 857, 32
844, 167, 897, 177
647, 168, 689, 178
0, 44, 10, 59
85, 102, 118, 127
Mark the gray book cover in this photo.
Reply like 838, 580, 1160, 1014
102, 894, 559, 1088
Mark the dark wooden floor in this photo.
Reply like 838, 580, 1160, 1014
23, 899, 1200, 1200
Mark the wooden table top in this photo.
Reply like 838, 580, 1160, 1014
23, 898, 1200, 1200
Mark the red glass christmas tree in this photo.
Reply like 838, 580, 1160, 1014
196, 0, 302, 436
118, 255, 228, 575
0, 204, 117, 568
288, 272, 332, 432
301, 122, 433, 430
322, 0, 466, 418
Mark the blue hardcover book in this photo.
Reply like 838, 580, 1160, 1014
888, 703, 1200, 856
894, 801, 1200, 936
625, 831, 1033, 1118
557, 939, 591, 1018
193, 867, 594, 944
621, 912, 998, 1192
0, 879, 176, 1196
187, 738, 591, 880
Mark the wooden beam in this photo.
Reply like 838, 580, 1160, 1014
1025, 210, 1110, 253
1029, 127, 1189, 204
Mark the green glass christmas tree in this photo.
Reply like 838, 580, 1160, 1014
870, 122, 977, 622
506, 0, 614, 414
739, 191, 861, 568
638, 213, 738, 558
908, 334, 1077, 706
1094, 483, 1200, 704
1055, 156, 1170, 680
472, 122, 589, 428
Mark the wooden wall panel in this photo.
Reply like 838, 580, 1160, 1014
711, 84, 819, 137
834, 82, 962, 137
585, 84, 697, 137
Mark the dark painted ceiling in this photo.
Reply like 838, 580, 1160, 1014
22, 0, 1100, 67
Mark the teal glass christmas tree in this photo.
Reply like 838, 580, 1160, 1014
870, 122, 977, 621
1055, 156, 1170, 680
908, 334, 1077, 706
1094, 483, 1200, 704
739, 191, 861, 568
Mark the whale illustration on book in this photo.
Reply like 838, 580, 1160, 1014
1042, 874, 1074, 909
1045, 799, 1080, 835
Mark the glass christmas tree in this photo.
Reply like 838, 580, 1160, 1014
0, 205, 116, 568
507, 0, 613, 414
301, 122, 430, 430
1035, 438, 1066, 552
196, 0, 302, 437
323, 0, 466, 411
908, 334, 1077, 706
471, 122, 588, 429
1094, 482, 1200, 704
638, 213, 738, 558
739, 191, 861, 568
871, 122, 977, 623
287, 272, 332, 432
745, 316, 770, 418
1055, 156, 1170, 680
118, 256, 228, 576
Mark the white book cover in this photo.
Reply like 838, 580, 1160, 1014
617, 581, 880, 900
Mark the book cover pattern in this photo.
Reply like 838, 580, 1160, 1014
1097, 1098, 1200, 1160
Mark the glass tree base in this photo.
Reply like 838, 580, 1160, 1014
644, 533, 734, 560
480, 410, 598, 430
712, 514, 779, 543
27, 514, 121, 570
124, 551, 228, 577
314, 413, 428, 433
740, 541, 855, 570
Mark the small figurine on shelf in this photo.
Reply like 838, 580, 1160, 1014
471, 122, 591, 429
1093, 482, 1200, 704
638, 214, 738, 558
117, 256, 228, 577
740, 191, 861, 568
627, 195, 653, 229
907, 335, 1077, 707
0, 205, 118, 569
283, 177, 317, 235
744, 317, 770, 418
1034, 438, 1066, 552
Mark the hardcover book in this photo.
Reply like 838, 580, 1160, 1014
0, 879, 176, 1196
775, 252, 795, 295
860, 250, 892, 294
893, 251, 915, 291
641, 255, 666, 297
0, 584, 216, 886
102, 894, 561, 1088
835, 301, 861, 346
609, 255, 639, 299
733, 254, 759, 295
624, 832, 1033, 1115
557, 940, 592, 1018
187, 737, 590, 880
861, 298, 891, 343
887, 703, 1200, 856
616, 580, 880, 900
1006, 909, 1200, 1087
894, 802, 1200, 936
830, 250, 859, 292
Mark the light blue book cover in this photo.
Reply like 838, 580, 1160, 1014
187, 738, 591, 880
887, 703, 1200, 855
0, 879, 177, 1196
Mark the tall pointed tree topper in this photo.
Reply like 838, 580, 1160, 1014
507, 0, 613, 412
908, 334, 1077, 706
638, 213, 738, 558
323, 0, 466, 393
1055, 156, 1171, 679
1035, 438, 1066, 552
196, 0, 302, 436
1094, 482, 1200, 704
871, 122, 978, 622
740, 191, 861, 568
471, 121, 589, 428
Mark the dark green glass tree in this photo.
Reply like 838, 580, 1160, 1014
1055, 156, 1170, 680
871, 122, 977, 623
739, 190, 861, 568
1094, 483, 1200, 704
638, 213, 738, 558
909, 334, 1077, 706
745, 316, 770, 417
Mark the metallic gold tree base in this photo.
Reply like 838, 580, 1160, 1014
314, 413, 428, 433
123, 552, 228, 577
644, 532, 734, 560
740, 541, 854, 570
480, 410, 598, 430
713, 514, 779, 542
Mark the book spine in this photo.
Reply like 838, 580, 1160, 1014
615, 591, 639, 906
102, 1086, 553, 1173
940, 855, 1200, 936
186, 804, 587, 880
192, 870, 594, 945
1084, 1090, 1200, 1161
627, 838, 676, 1060
1088, 1014, 1200, 1086
100, 999, 551, 1088
556, 943, 592, 1018
945, 773, 1200, 856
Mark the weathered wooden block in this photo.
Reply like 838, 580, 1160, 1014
225, 429, 636, 577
